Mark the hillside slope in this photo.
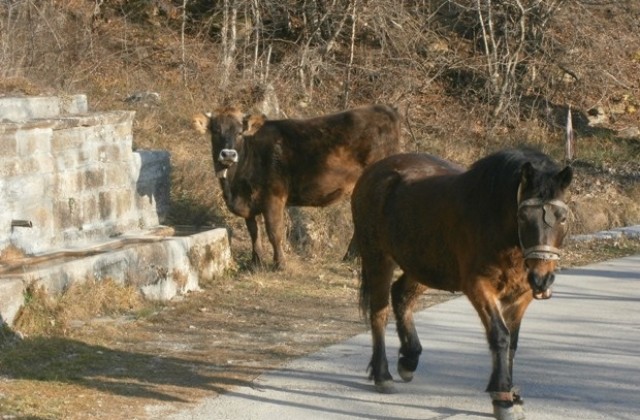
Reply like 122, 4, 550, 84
1, 0, 638, 257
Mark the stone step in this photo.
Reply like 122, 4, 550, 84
0, 226, 231, 326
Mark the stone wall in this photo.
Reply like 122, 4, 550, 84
0, 94, 231, 327
0, 95, 170, 256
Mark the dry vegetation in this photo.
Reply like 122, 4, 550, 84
1, 0, 640, 418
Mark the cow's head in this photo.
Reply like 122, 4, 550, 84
193, 108, 267, 178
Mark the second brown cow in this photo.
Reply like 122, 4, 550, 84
193, 104, 402, 269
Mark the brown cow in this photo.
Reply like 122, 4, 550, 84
193, 104, 401, 269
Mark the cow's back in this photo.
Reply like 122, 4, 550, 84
260, 105, 401, 206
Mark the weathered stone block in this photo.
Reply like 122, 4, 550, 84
52, 126, 87, 152
16, 128, 52, 156
81, 163, 106, 189
0, 134, 17, 157
0, 158, 20, 178
104, 163, 131, 187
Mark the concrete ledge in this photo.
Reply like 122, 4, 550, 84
0, 227, 231, 327
567, 225, 640, 243
0, 94, 88, 122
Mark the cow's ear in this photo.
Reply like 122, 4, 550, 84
242, 113, 266, 136
192, 112, 212, 134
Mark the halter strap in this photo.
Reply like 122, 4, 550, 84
517, 189, 569, 261
518, 198, 569, 211
521, 244, 562, 260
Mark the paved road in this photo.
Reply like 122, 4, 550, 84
168, 255, 640, 420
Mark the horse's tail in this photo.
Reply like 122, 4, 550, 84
358, 266, 371, 319
355, 168, 403, 320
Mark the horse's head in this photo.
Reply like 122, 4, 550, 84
193, 108, 266, 179
517, 161, 573, 299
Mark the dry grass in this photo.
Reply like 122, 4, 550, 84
13, 279, 148, 338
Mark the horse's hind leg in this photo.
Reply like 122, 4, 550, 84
391, 273, 428, 382
362, 256, 396, 393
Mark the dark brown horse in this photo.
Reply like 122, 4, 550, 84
352, 148, 572, 420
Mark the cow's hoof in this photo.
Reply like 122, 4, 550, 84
374, 380, 396, 394
492, 401, 525, 420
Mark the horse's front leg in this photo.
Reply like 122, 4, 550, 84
501, 293, 534, 419
486, 313, 523, 420
466, 283, 520, 420
391, 273, 427, 382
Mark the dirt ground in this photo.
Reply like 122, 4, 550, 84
2, 234, 640, 419
0, 250, 454, 420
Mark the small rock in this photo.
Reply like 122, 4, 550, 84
124, 91, 160, 105
617, 126, 640, 139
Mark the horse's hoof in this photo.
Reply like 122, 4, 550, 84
397, 355, 419, 382
513, 403, 525, 420
493, 401, 525, 420
397, 363, 414, 382
512, 390, 525, 420
374, 380, 396, 394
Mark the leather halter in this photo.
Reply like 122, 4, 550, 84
517, 197, 569, 261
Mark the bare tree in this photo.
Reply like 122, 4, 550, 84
342, 0, 358, 108
220, 0, 238, 91
470, 0, 569, 118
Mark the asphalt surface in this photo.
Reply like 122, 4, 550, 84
168, 254, 640, 420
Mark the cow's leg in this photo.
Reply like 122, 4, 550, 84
342, 233, 358, 261
263, 196, 287, 269
391, 273, 428, 382
245, 216, 264, 269
362, 255, 397, 393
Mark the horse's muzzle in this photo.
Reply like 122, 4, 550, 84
527, 269, 555, 300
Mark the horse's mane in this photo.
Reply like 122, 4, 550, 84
463, 147, 560, 200
455, 147, 562, 247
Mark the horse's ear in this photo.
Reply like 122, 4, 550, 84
192, 112, 212, 134
242, 113, 266, 136
519, 162, 535, 186
517, 162, 535, 203
555, 166, 573, 190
